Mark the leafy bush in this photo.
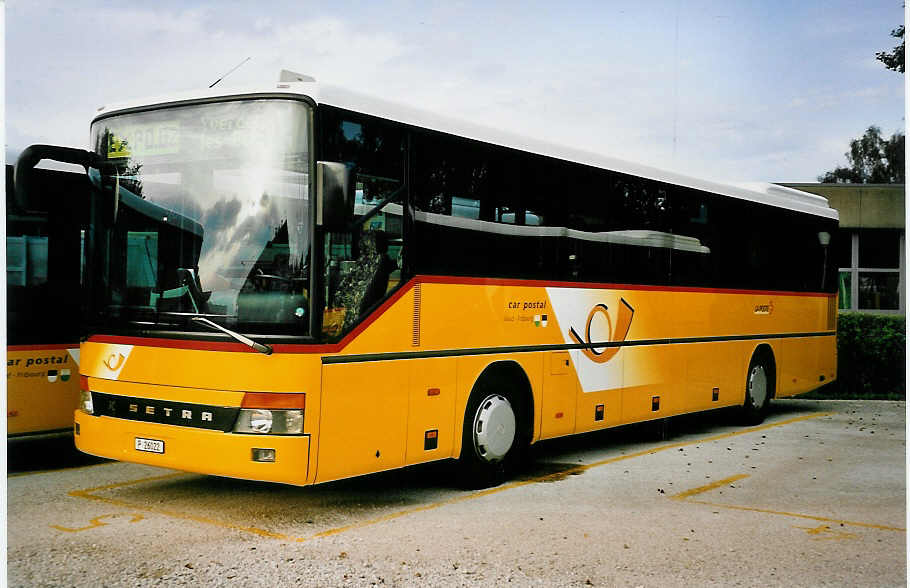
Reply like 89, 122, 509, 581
807, 313, 905, 399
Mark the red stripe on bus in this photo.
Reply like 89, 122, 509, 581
85, 335, 263, 353
8, 343, 79, 351
84, 334, 349, 355
86, 277, 419, 354
85, 275, 834, 354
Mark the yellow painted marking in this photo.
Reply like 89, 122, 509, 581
684, 498, 905, 532
670, 470, 903, 533
300, 482, 535, 542
68, 471, 187, 495
670, 474, 750, 500
68, 472, 293, 540
670, 467, 903, 533
295, 413, 834, 542
794, 524, 858, 541
67, 411, 844, 543
580, 413, 833, 471
51, 513, 144, 533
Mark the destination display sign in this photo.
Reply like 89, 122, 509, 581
107, 121, 181, 158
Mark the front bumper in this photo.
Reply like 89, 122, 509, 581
74, 410, 311, 486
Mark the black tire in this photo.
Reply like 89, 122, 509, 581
743, 351, 773, 425
457, 383, 526, 489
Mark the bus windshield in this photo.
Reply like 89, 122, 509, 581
87, 98, 312, 335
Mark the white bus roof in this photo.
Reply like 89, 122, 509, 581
93, 75, 838, 221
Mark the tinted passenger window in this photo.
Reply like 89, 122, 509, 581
412, 130, 493, 218
612, 175, 671, 232
564, 165, 609, 232
321, 107, 404, 201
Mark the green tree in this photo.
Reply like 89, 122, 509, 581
876, 25, 905, 73
818, 126, 905, 184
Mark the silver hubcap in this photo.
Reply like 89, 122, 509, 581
748, 365, 768, 408
473, 394, 516, 463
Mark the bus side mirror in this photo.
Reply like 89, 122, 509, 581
316, 161, 355, 232
14, 144, 99, 212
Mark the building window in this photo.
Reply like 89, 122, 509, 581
838, 229, 904, 314
858, 272, 901, 310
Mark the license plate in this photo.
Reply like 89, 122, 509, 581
135, 437, 165, 454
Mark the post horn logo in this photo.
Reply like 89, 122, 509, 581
103, 353, 126, 371
569, 298, 635, 363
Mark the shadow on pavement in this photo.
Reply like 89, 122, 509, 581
8, 435, 108, 474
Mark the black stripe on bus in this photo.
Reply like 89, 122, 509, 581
321, 331, 835, 365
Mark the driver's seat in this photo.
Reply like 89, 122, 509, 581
332, 230, 391, 333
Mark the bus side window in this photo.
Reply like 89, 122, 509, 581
412, 131, 495, 220
7, 228, 53, 344
6, 235, 48, 287
320, 107, 407, 338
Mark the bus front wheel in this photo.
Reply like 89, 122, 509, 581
743, 351, 773, 425
458, 389, 521, 488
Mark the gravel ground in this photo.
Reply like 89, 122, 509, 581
7, 399, 906, 587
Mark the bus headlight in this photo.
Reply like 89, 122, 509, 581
233, 392, 306, 435
80, 390, 94, 415
233, 409, 304, 434
79, 376, 93, 414
250, 409, 272, 433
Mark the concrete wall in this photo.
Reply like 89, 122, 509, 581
781, 184, 904, 229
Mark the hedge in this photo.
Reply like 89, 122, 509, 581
805, 313, 905, 400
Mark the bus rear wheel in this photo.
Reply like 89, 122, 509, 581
743, 352, 772, 425
458, 390, 521, 488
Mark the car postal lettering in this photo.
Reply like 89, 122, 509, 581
8, 354, 71, 368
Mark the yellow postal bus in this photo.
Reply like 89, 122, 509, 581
7, 164, 87, 439
66, 73, 838, 486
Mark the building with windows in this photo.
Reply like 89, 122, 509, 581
781, 183, 904, 314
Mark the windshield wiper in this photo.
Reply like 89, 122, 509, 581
191, 316, 273, 355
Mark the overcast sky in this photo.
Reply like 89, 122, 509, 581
4, 1, 905, 183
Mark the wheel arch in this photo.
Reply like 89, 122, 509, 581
459, 360, 534, 459
750, 343, 778, 399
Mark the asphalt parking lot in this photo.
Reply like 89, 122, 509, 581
7, 399, 906, 587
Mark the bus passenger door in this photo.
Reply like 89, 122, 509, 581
316, 361, 409, 483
